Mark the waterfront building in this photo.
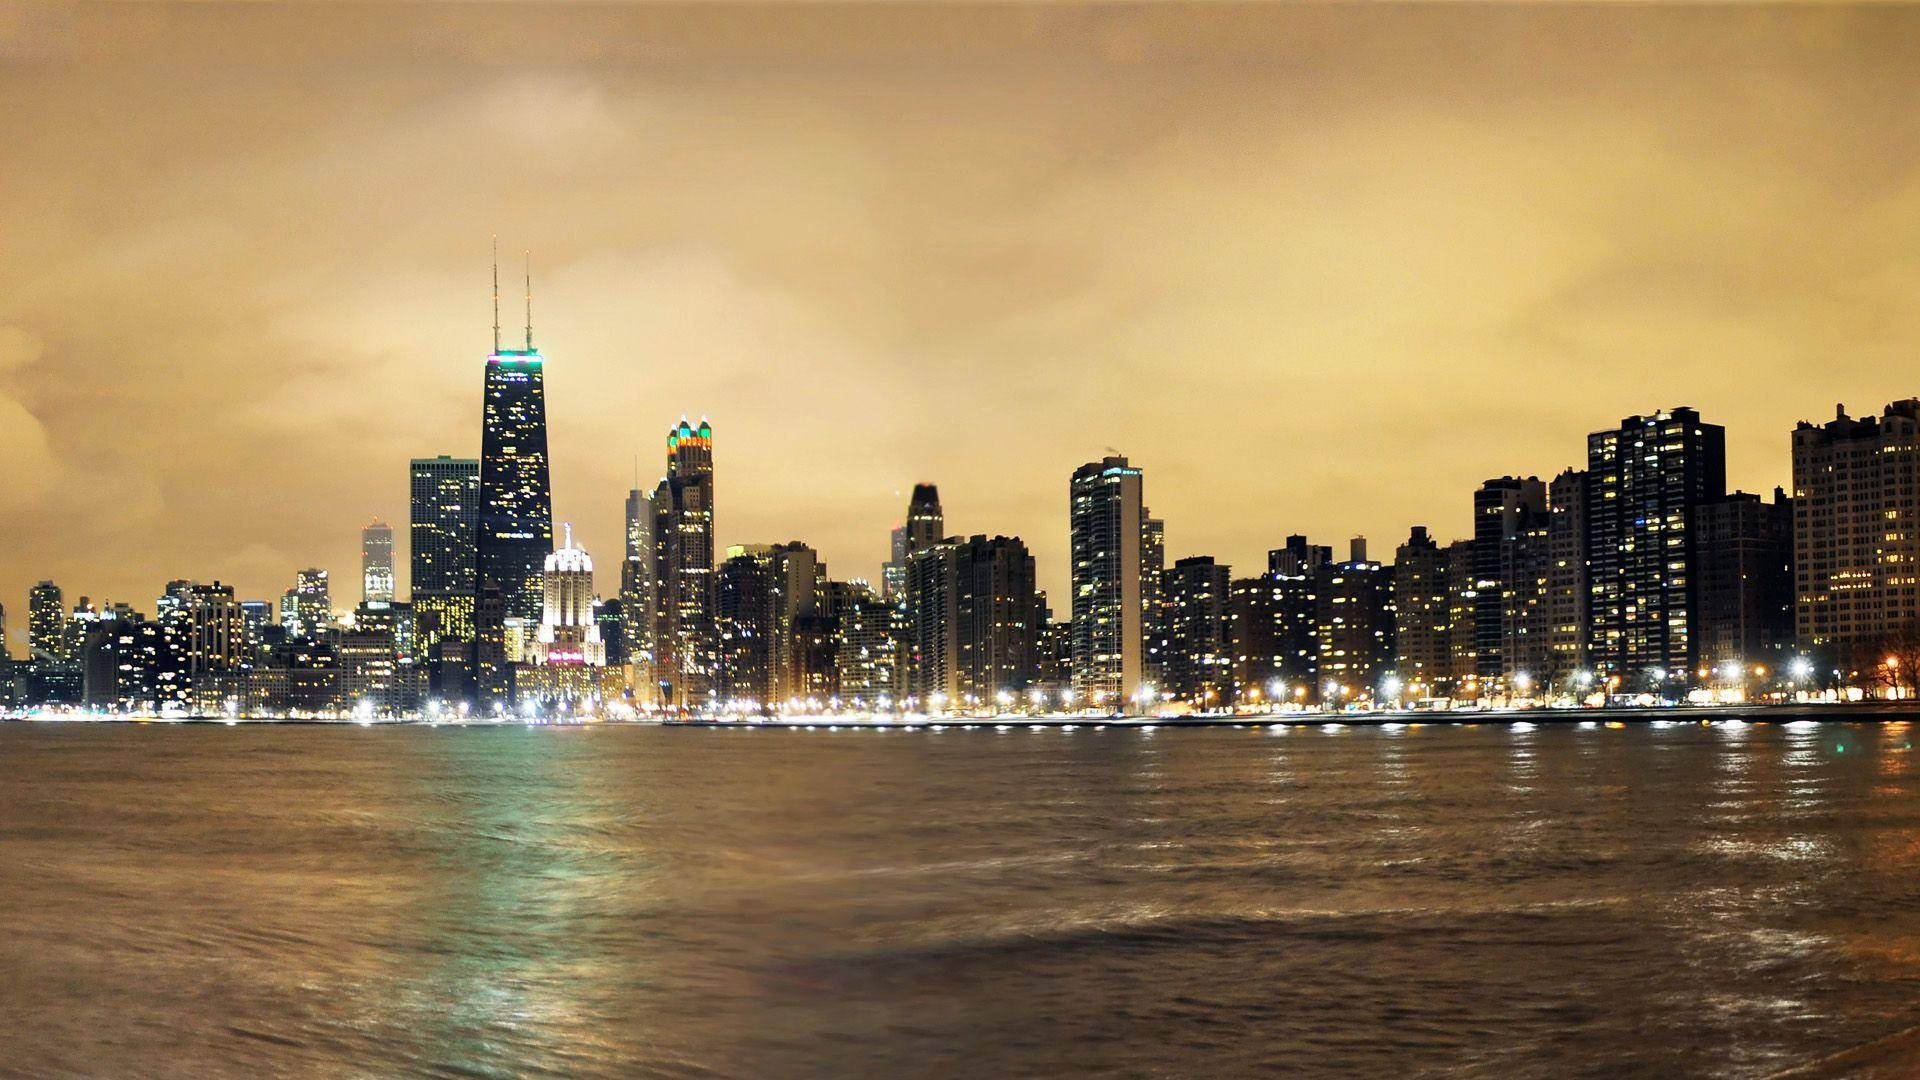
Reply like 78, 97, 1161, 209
1473, 476, 1548, 692
1792, 402, 1920, 668
621, 484, 654, 688
183, 582, 247, 711
476, 255, 555, 623
1314, 539, 1395, 703
1584, 407, 1727, 690
1069, 456, 1150, 706
1163, 555, 1233, 708
909, 535, 1040, 709
883, 484, 943, 600
770, 541, 829, 705
1545, 469, 1590, 684
1694, 489, 1795, 674
521, 525, 606, 703
1392, 527, 1454, 700
1269, 535, 1333, 578
835, 581, 904, 708
716, 545, 776, 710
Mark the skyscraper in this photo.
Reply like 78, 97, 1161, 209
361, 519, 395, 609
1315, 539, 1396, 703
716, 545, 777, 709
1473, 476, 1547, 690
1693, 489, 1794, 672
1069, 456, 1146, 706
884, 484, 944, 597
908, 535, 1039, 709
411, 455, 480, 651
621, 483, 655, 684
650, 418, 718, 709
1545, 468, 1590, 681
1585, 407, 1727, 689
1392, 527, 1452, 700
27, 581, 62, 662
292, 568, 331, 637
530, 525, 605, 670
476, 250, 555, 623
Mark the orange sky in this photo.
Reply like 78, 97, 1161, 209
3, 3, 1919, 641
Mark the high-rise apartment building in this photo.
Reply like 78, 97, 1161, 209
1473, 476, 1547, 689
1585, 407, 1727, 688
292, 568, 331, 637
1793, 402, 1920, 665
1314, 539, 1395, 702
716, 545, 776, 709
883, 484, 944, 599
1545, 468, 1590, 682
1163, 555, 1233, 707
1069, 456, 1147, 705
1693, 489, 1795, 671
1392, 527, 1453, 700
909, 535, 1039, 708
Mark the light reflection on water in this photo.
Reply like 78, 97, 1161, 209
4, 721, 1920, 1078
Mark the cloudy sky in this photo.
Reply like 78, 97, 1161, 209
2, 2, 1919, 640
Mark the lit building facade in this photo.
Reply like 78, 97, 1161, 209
361, 519, 395, 608
1069, 456, 1148, 706
1792, 401, 1920, 665
1584, 407, 1726, 689
649, 418, 718, 709
1163, 555, 1233, 708
410, 455, 479, 651
476, 272, 555, 623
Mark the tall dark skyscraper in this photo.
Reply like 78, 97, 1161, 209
884, 483, 944, 597
476, 251, 555, 623
410, 455, 480, 650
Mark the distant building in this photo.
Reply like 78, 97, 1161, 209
716, 545, 776, 709
522, 525, 606, 704
292, 568, 331, 637
361, 519, 395, 608
883, 484, 943, 600
28, 581, 63, 663
1229, 571, 1318, 706
835, 582, 904, 708
1393, 527, 1453, 700
909, 535, 1039, 709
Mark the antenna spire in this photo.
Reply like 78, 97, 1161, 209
524, 249, 533, 352
491, 236, 500, 353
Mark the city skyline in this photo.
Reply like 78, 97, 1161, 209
6, 4, 1920, 632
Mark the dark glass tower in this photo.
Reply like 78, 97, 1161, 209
476, 254, 554, 623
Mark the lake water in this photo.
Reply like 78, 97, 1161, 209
4, 718, 1920, 1078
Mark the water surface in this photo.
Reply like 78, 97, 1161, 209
4, 719, 1920, 1078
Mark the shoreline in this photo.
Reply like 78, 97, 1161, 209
6, 701, 1919, 728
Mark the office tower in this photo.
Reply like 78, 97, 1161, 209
1792, 402, 1920, 666
716, 545, 776, 709
908, 535, 1039, 709
1442, 539, 1480, 694
1585, 407, 1727, 688
883, 484, 944, 599
1269, 535, 1333, 577
1314, 539, 1395, 703
238, 601, 274, 651
621, 484, 655, 683
410, 456, 480, 650
27, 581, 62, 662
595, 599, 626, 668
835, 581, 904, 708
1393, 527, 1452, 700
291, 568, 331, 636
1545, 469, 1590, 681
339, 603, 421, 715
768, 541, 828, 704
1693, 490, 1795, 672
526, 524, 605, 667
1069, 456, 1146, 706
1473, 476, 1548, 691
885, 525, 909, 599
1163, 556, 1233, 708
1499, 502, 1553, 693
279, 588, 301, 635
473, 583, 511, 711
359, 519, 396, 608
183, 583, 247, 711
651, 418, 718, 709
0, 602, 7, 662
83, 615, 185, 713
476, 252, 555, 623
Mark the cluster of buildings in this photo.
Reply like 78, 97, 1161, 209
6, 275, 1920, 716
